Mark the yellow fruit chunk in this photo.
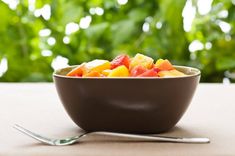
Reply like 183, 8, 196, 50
158, 69, 186, 77
155, 59, 164, 66
129, 53, 154, 70
83, 71, 103, 77
83, 59, 111, 75
108, 65, 129, 77
102, 69, 112, 76
170, 70, 186, 76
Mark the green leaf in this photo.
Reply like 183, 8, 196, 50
216, 57, 235, 70
85, 22, 109, 41
111, 20, 136, 46
0, 4, 12, 32
128, 8, 148, 22
60, 2, 83, 24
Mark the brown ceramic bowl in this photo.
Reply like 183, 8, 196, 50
53, 66, 200, 134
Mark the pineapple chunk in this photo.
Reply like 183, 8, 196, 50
158, 69, 186, 77
108, 65, 129, 77
102, 69, 112, 76
129, 53, 154, 70
83, 59, 110, 75
83, 71, 103, 77
170, 70, 186, 76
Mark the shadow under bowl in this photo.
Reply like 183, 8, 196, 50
53, 66, 200, 134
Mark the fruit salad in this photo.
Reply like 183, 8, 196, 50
66, 53, 186, 77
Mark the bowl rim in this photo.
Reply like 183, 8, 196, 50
53, 65, 201, 80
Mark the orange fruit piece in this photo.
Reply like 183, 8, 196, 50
155, 59, 174, 71
66, 63, 85, 76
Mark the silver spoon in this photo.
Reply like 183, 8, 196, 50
13, 124, 210, 145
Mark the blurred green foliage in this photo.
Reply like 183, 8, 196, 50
0, 0, 235, 82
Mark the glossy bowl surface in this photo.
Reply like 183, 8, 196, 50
53, 66, 200, 134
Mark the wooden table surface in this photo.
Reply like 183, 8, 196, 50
1, 83, 235, 156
